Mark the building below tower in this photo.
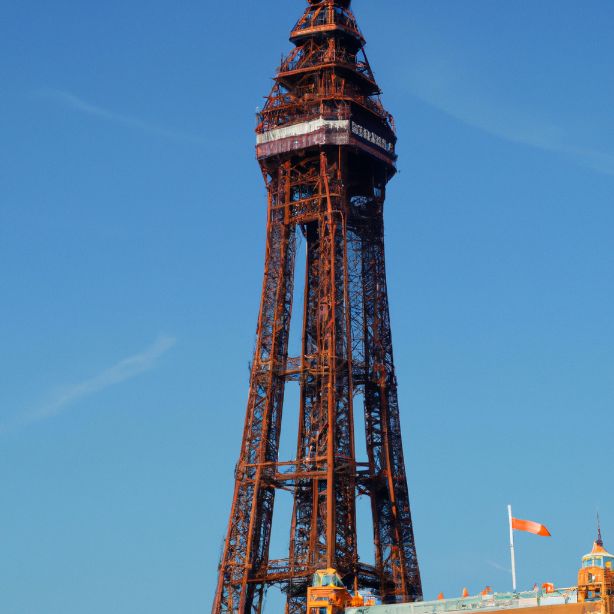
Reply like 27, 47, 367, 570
306, 533, 614, 614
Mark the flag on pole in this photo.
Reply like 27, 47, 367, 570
508, 505, 552, 593
511, 517, 552, 537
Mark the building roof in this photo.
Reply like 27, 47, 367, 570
582, 540, 614, 560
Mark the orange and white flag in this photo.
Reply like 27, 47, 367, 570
511, 517, 551, 537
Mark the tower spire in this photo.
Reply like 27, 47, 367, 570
597, 513, 604, 547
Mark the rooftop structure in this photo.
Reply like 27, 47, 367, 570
578, 533, 614, 606
346, 588, 583, 614
346, 534, 614, 614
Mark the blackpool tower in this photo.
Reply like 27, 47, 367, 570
212, 1, 422, 612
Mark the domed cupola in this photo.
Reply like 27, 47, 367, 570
578, 522, 614, 605
582, 524, 614, 571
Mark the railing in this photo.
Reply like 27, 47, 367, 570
347, 588, 582, 614
258, 94, 390, 134
291, 6, 363, 41
280, 49, 374, 84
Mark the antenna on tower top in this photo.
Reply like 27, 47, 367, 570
597, 512, 604, 547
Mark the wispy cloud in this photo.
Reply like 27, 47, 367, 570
405, 60, 614, 177
1, 335, 176, 434
36, 89, 205, 144
486, 559, 511, 573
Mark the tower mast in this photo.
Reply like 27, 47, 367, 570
213, 2, 422, 611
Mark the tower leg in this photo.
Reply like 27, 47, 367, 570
213, 166, 298, 614
361, 201, 422, 602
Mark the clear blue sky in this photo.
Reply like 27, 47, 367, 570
1, 1, 613, 612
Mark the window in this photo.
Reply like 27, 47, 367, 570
321, 573, 344, 588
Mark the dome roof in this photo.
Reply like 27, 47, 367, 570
583, 540, 614, 560
583, 520, 613, 560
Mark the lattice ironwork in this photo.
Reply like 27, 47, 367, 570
212, 2, 422, 612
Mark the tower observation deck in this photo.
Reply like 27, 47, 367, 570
212, 2, 422, 612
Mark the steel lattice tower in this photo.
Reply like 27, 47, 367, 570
212, 1, 422, 612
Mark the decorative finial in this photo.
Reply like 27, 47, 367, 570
597, 512, 604, 547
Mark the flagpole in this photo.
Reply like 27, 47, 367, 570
508, 504, 517, 592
